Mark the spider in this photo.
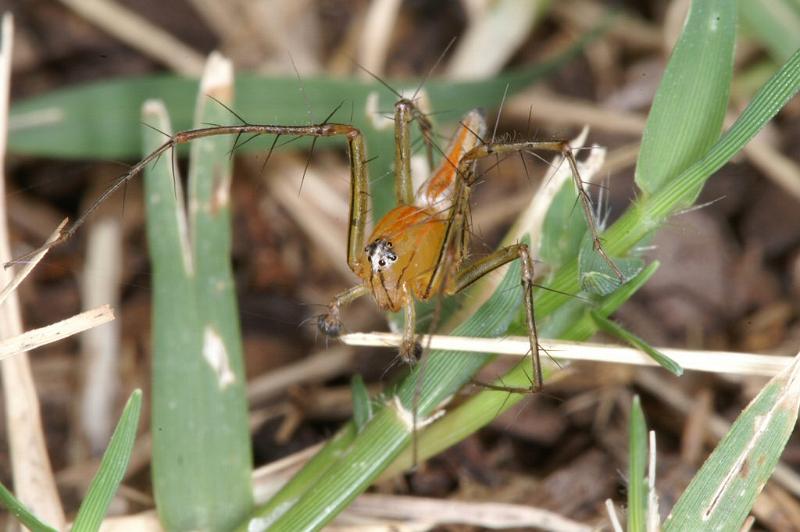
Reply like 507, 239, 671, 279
13, 96, 619, 393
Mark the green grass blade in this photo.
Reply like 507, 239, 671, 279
539, 179, 589, 270
71, 390, 142, 532
143, 100, 208, 530
634, 0, 736, 197
590, 310, 683, 376
351, 375, 372, 431
8, 37, 589, 160
664, 352, 800, 530
538, 47, 800, 320
146, 58, 253, 530
187, 57, 254, 525
254, 256, 661, 528
0, 483, 58, 532
627, 395, 648, 532
740, 0, 800, 62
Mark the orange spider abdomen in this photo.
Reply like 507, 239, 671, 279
354, 205, 448, 312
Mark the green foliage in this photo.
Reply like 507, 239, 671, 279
143, 69, 252, 530
664, 355, 800, 530
72, 390, 143, 532
0, 391, 142, 532
634, 0, 736, 199
627, 396, 648, 532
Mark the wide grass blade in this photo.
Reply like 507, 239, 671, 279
145, 54, 252, 531
71, 390, 142, 532
663, 351, 800, 530
634, 0, 736, 198
8, 43, 590, 160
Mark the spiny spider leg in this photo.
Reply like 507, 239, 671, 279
7, 122, 371, 271
457, 139, 624, 281
449, 243, 542, 392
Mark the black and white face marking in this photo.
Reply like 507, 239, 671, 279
365, 238, 398, 273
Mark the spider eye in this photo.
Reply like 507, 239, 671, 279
378, 260, 386, 266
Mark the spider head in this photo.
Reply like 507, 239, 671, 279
365, 238, 398, 273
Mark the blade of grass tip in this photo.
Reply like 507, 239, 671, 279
634, 0, 736, 198
590, 310, 683, 376
71, 390, 142, 531
0, 482, 58, 532
185, 52, 254, 526
664, 349, 800, 531
628, 395, 649, 532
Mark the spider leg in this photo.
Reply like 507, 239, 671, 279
399, 299, 421, 364
446, 243, 542, 393
393, 99, 416, 205
318, 284, 370, 337
457, 139, 624, 281
8, 122, 371, 272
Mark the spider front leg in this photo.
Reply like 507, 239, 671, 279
458, 139, 624, 281
317, 284, 370, 337
447, 243, 543, 393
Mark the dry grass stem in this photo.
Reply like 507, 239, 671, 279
0, 305, 115, 361
262, 156, 353, 279
79, 216, 123, 453
342, 494, 592, 531
341, 331, 791, 377
0, 217, 67, 307
358, 0, 402, 78
446, 0, 543, 79
0, 13, 66, 527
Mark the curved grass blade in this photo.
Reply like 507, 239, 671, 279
663, 351, 800, 530
590, 310, 683, 376
538, 47, 800, 320
634, 0, 736, 198
0, 483, 58, 532
71, 390, 142, 532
